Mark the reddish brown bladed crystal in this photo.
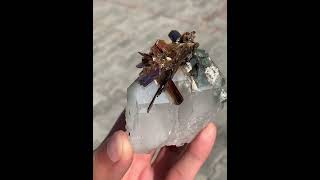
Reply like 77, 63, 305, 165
165, 79, 183, 105
137, 31, 199, 113
155, 40, 170, 53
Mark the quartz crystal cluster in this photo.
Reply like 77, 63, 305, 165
125, 47, 227, 153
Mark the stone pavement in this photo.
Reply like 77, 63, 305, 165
93, 0, 227, 179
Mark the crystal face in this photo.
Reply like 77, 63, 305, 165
125, 48, 227, 153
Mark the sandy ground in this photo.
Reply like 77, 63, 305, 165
93, 0, 227, 179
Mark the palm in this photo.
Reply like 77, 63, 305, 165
93, 111, 216, 180
122, 128, 215, 180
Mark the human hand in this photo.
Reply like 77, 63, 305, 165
93, 110, 217, 180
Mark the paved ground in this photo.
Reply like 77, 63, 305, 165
93, 0, 227, 179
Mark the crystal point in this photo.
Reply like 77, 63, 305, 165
126, 49, 227, 153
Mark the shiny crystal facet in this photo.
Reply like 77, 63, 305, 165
125, 49, 227, 153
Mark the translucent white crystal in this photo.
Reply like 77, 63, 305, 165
125, 49, 227, 153
184, 62, 193, 72
220, 89, 227, 103
205, 65, 220, 85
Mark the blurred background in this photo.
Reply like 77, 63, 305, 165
93, 0, 227, 179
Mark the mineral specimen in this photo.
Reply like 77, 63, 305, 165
136, 31, 199, 113
125, 30, 227, 153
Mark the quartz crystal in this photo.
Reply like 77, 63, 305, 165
125, 49, 227, 153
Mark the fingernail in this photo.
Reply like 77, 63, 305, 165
107, 132, 123, 163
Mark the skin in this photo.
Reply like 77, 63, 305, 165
93, 110, 217, 180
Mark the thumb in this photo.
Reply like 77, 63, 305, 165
93, 131, 133, 180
